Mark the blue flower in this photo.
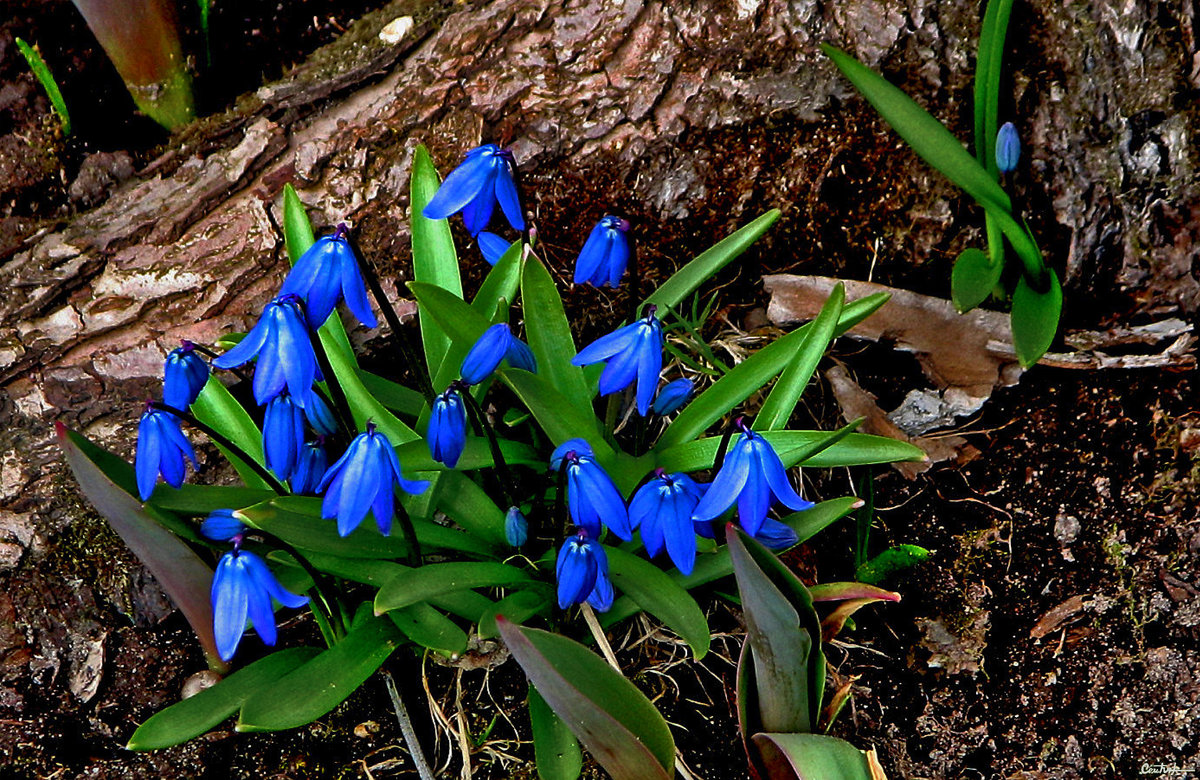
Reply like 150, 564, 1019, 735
690, 423, 814, 537
263, 392, 307, 480
280, 227, 377, 329
460, 323, 537, 385
555, 535, 613, 611
693, 515, 799, 551
135, 408, 197, 501
550, 438, 631, 541
996, 122, 1020, 174
574, 216, 631, 288
317, 425, 429, 536
211, 548, 308, 662
212, 296, 322, 406
422, 144, 524, 235
651, 378, 693, 416
428, 388, 467, 468
504, 506, 528, 547
571, 308, 663, 416
163, 342, 209, 409
200, 509, 245, 542
629, 470, 706, 575
478, 232, 514, 266
301, 389, 338, 437
290, 439, 328, 495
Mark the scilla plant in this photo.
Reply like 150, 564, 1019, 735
824, 0, 1060, 367
59, 142, 923, 778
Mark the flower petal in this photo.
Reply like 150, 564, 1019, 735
690, 437, 752, 523
493, 157, 524, 232
212, 553, 249, 662
572, 322, 638, 366
423, 150, 494, 220
573, 222, 612, 285
755, 436, 815, 512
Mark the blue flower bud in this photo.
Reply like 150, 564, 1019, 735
290, 440, 328, 496
504, 507, 528, 547
163, 342, 209, 409
555, 535, 613, 611
574, 216, 632, 288
650, 378, 693, 416
428, 388, 467, 468
460, 323, 537, 385
263, 392, 307, 481
996, 122, 1020, 174
201, 509, 246, 542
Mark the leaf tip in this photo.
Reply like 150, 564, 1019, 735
54, 420, 68, 439
851, 498, 866, 510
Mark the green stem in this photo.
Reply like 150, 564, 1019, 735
151, 402, 288, 495
458, 388, 517, 508
308, 329, 357, 437
394, 500, 422, 567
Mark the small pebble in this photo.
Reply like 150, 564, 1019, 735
379, 16, 414, 45
181, 670, 222, 699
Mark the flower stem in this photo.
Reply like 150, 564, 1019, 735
151, 402, 288, 495
307, 328, 357, 437
383, 669, 437, 780
394, 500, 422, 567
458, 387, 517, 508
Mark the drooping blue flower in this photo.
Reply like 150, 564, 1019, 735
422, 144, 524, 235
290, 439, 328, 496
693, 515, 799, 551
690, 423, 814, 537
135, 407, 197, 501
201, 509, 245, 542
478, 232, 514, 266
996, 122, 1020, 174
504, 506, 528, 547
460, 323, 537, 385
212, 295, 322, 406
574, 216, 631, 288
651, 378, 693, 416
163, 342, 209, 409
571, 308, 663, 416
302, 389, 338, 437
211, 548, 308, 662
318, 425, 429, 537
555, 534, 613, 611
629, 470, 706, 575
263, 392, 307, 480
280, 227, 377, 329
550, 438, 631, 541
428, 388, 467, 468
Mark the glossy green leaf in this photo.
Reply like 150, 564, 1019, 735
282, 184, 315, 263
374, 562, 533, 614
409, 280, 492, 346
1011, 267, 1062, 368
58, 425, 225, 671
435, 470, 509, 547
127, 647, 319, 750
237, 615, 403, 731
389, 604, 468, 655
521, 256, 593, 411
753, 733, 877, 780
356, 369, 426, 417
15, 38, 70, 135
657, 428, 921, 474
645, 210, 780, 311
605, 547, 710, 659
950, 247, 1003, 314
660, 293, 889, 448
411, 144, 464, 380
529, 685, 584, 780
190, 377, 269, 490
497, 619, 675, 780
147, 484, 275, 516
974, 0, 1016, 175
499, 368, 608, 453
856, 544, 931, 585
478, 589, 552, 639
755, 283, 845, 431
472, 241, 524, 320
393, 437, 539, 475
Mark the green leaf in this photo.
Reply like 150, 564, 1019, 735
237, 615, 403, 731
1011, 267, 1062, 368
15, 38, 70, 135
189, 377, 269, 490
282, 184, 316, 263
645, 210, 780, 311
856, 544, 931, 585
728, 529, 821, 733
950, 247, 1003, 314
656, 429, 923, 474
147, 484, 275, 516
974, 0, 1016, 175
58, 425, 225, 671
605, 547, 710, 659
472, 241, 524, 320
529, 686, 584, 780
374, 562, 533, 614
822, 44, 1046, 281
752, 733, 878, 780
394, 437, 540, 474
499, 368, 607, 453
478, 589, 552, 639
754, 283, 844, 431
808, 581, 901, 603
389, 604, 468, 655
521, 256, 593, 410
660, 292, 889, 448
435, 470, 509, 547
497, 620, 675, 780
127, 647, 319, 750
411, 144, 464, 381
356, 369, 426, 417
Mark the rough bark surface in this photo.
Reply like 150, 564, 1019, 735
1, 0, 1197, 775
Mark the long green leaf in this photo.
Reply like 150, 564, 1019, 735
15, 38, 70, 135
282, 184, 315, 263
529, 686, 584, 780
605, 547, 710, 659
473, 242, 525, 319
148, 484, 275, 516
58, 425, 225, 671
189, 377, 269, 489
374, 562, 533, 614
127, 648, 319, 750
497, 620, 675, 780
411, 145, 464, 380
1011, 267, 1062, 368
435, 470, 509, 547
974, 0, 1016, 174
356, 368, 426, 417
656, 429, 923, 474
659, 293, 889, 448
521, 256, 593, 410
389, 604, 468, 655
950, 247, 1003, 313
753, 733, 877, 780
237, 615, 403, 731
500, 368, 608, 453
645, 210, 780, 311
754, 283, 844, 431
